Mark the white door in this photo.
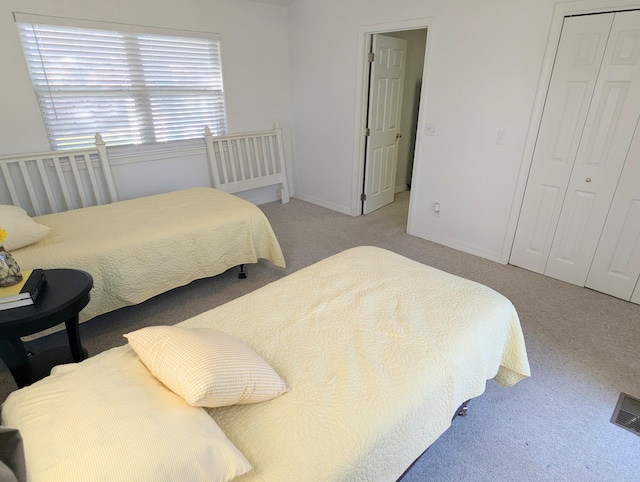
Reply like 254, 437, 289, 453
510, 13, 613, 274
511, 11, 640, 288
631, 280, 640, 304
545, 10, 640, 286
362, 34, 406, 215
585, 119, 640, 300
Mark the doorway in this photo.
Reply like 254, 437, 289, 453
351, 18, 432, 218
361, 29, 426, 215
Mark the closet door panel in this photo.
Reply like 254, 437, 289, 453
631, 281, 640, 304
510, 14, 613, 273
586, 122, 640, 300
546, 10, 640, 285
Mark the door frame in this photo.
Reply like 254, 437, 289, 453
503, 0, 640, 264
351, 17, 434, 217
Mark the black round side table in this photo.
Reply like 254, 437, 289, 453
0, 269, 93, 388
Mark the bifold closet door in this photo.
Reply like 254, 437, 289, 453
632, 278, 640, 304
511, 10, 640, 290
585, 122, 640, 302
509, 13, 613, 275
545, 10, 640, 286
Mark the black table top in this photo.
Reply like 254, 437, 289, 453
0, 269, 93, 339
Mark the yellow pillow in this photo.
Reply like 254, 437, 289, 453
0, 205, 50, 250
124, 325, 289, 407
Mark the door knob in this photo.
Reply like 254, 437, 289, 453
395, 133, 402, 139
586, 178, 592, 182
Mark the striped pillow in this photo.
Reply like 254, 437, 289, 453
125, 325, 289, 407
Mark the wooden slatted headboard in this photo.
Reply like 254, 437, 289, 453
204, 122, 290, 203
1, 123, 290, 216
0, 134, 119, 216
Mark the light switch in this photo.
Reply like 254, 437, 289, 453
496, 129, 507, 145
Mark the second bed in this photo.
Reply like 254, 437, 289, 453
9, 187, 286, 327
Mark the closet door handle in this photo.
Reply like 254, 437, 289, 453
586, 178, 592, 183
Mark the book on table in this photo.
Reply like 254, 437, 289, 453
0, 269, 46, 310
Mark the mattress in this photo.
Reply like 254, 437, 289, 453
11, 187, 285, 326
1, 247, 530, 481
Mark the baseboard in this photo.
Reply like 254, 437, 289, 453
232, 185, 282, 206
407, 226, 504, 263
293, 192, 352, 215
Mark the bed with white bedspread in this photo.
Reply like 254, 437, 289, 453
1, 246, 530, 481
0, 125, 289, 334
10, 187, 285, 327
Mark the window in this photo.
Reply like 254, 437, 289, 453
15, 14, 227, 150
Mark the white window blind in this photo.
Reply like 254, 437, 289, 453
16, 17, 227, 150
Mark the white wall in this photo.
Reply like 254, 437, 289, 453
5, 0, 636, 263
0, 0, 292, 203
288, 0, 556, 261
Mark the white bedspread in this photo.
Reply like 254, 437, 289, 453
2, 247, 530, 481
11, 188, 285, 326
178, 246, 531, 481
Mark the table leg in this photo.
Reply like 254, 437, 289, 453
0, 338, 31, 388
65, 315, 88, 362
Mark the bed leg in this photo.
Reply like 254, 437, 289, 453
238, 265, 247, 279
456, 400, 470, 418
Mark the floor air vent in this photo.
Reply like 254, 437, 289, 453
611, 393, 640, 436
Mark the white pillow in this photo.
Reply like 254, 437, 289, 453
1, 346, 252, 482
0, 205, 50, 250
125, 325, 289, 408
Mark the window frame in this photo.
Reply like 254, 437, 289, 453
14, 13, 228, 150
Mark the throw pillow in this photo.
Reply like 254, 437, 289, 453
124, 325, 289, 407
0, 205, 50, 250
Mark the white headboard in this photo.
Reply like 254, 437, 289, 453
0, 133, 119, 216
204, 121, 290, 203
0, 123, 290, 216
